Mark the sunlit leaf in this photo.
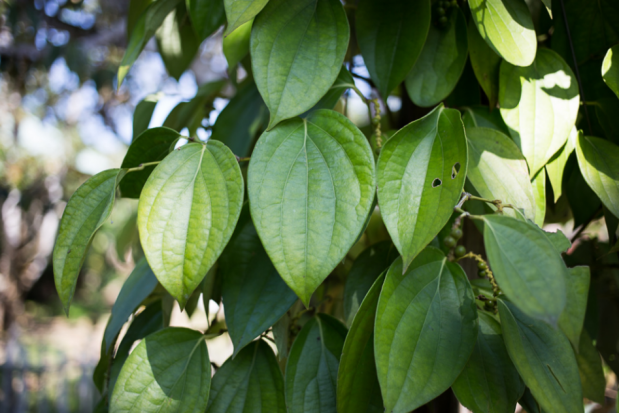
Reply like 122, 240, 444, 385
546, 128, 576, 202
532, 168, 546, 227
156, 3, 200, 80
223, 19, 253, 71
224, 0, 269, 36
602, 45, 619, 97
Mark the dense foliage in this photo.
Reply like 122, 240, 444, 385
52, 0, 618, 412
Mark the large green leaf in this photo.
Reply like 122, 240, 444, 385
247, 110, 375, 305
138, 142, 243, 307
342, 241, 397, 327
223, 0, 269, 36
468, 0, 536, 67
482, 215, 567, 324
467, 20, 502, 108
285, 314, 347, 413
103, 258, 159, 352
306, 65, 355, 114
223, 19, 253, 71
375, 249, 478, 412
53, 169, 124, 313
376, 105, 467, 272
497, 298, 583, 413
207, 340, 285, 412
127, 0, 154, 42
133, 93, 161, 140
575, 330, 606, 404
546, 128, 576, 202
210, 81, 267, 157
559, 266, 590, 350
110, 328, 211, 412
220, 206, 297, 356
120, 127, 182, 198
356, 0, 430, 99
452, 311, 524, 413
466, 127, 535, 221
337, 273, 384, 413
531, 168, 546, 227
156, 3, 200, 80
602, 45, 619, 97
405, 8, 468, 107
250, 0, 349, 129
186, 0, 225, 41
499, 48, 580, 177
118, 0, 182, 86
461, 106, 510, 136
575, 133, 619, 218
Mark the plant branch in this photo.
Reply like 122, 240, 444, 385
125, 161, 161, 173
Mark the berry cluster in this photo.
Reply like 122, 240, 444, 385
433, 0, 458, 27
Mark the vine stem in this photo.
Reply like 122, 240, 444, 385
457, 252, 500, 297
125, 161, 161, 173
236, 156, 251, 163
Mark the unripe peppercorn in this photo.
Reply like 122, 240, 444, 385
451, 227, 463, 240
455, 245, 466, 257
443, 236, 457, 248
477, 261, 488, 270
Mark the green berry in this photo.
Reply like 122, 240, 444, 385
477, 261, 488, 270
443, 236, 457, 248
438, 16, 448, 24
478, 270, 486, 277
437, 7, 445, 15
455, 245, 466, 257
450, 227, 463, 240
484, 300, 495, 310
451, 0, 458, 6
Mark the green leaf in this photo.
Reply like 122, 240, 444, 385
207, 340, 286, 412
53, 169, 124, 313
247, 110, 375, 305
120, 127, 182, 198
602, 45, 619, 97
532, 168, 546, 227
497, 298, 583, 413
593, 97, 619, 143
482, 215, 567, 324
118, 0, 182, 87
337, 273, 385, 413
306, 65, 355, 114
186, 0, 226, 41
575, 330, 606, 404
461, 106, 510, 136
156, 3, 200, 80
466, 127, 536, 221
559, 266, 590, 350
164, 80, 226, 133
133, 93, 161, 140
546, 128, 576, 202
342, 241, 397, 327
220, 205, 297, 356
250, 0, 349, 129
285, 314, 347, 413
103, 258, 159, 353
356, 0, 430, 99
110, 328, 211, 412
405, 8, 468, 107
499, 48, 580, 177
545, 229, 571, 254
223, 0, 269, 37
467, 19, 502, 108
468, 0, 536, 67
223, 19, 253, 71
575, 132, 619, 218
210, 81, 267, 157
375, 249, 478, 412
127, 0, 154, 42
445, 59, 481, 107
138, 142, 243, 307
452, 311, 525, 413
376, 105, 467, 272
564, 155, 602, 227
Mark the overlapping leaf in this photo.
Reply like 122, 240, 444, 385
376, 105, 467, 272
546, 128, 576, 202
532, 169, 546, 227
247, 110, 375, 305
186, 0, 225, 41
132, 93, 161, 139
602, 45, 619, 97
138, 142, 243, 307
467, 20, 502, 108
224, 0, 269, 36
462, 106, 510, 136
250, 0, 349, 128
375, 249, 478, 412
156, 3, 200, 80
223, 19, 253, 71
558, 266, 590, 349
575, 330, 606, 404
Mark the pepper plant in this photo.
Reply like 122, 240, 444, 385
52, 0, 618, 412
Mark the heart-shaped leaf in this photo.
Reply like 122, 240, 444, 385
466, 127, 536, 221
285, 314, 347, 413
481, 215, 567, 325
54, 169, 125, 313
186, 0, 225, 41
467, 19, 502, 108
375, 248, 478, 412
138, 142, 244, 308
469, 0, 536, 67
220, 206, 298, 356
499, 48, 580, 177
497, 298, 583, 413
337, 273, 385, 413
376, 105, 467, 272
120, 127, 182, 198
602, 45, 618, 97
207, 340, 286, 413
452, 311, 525, 413
546, 128, 576, 202
224, 0, 269, 36
575, 132, 619, 218
110, 328, 211, 413
356, 0, 430, 99
248, 110, 375, 305
250, 0, 349, 129
405, 8, 468, 107
559, 266, 590, 350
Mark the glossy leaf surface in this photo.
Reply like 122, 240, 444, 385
376, 105, 467, 271
248, 110, 375, 304
224, 0, 269, 36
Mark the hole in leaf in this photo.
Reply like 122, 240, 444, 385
451, 162, 461, 179
432, 178, 442, 188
